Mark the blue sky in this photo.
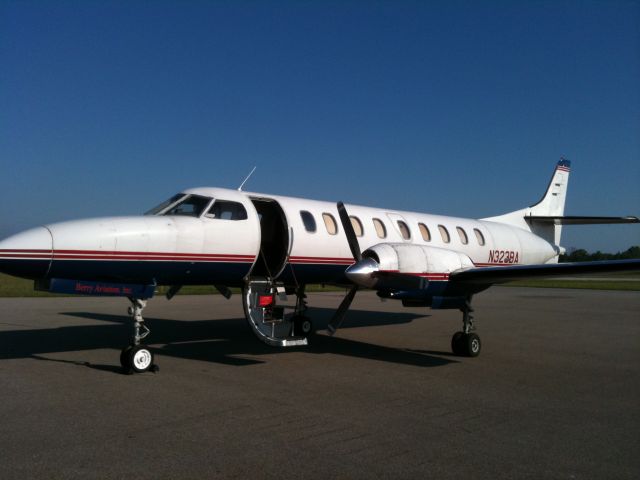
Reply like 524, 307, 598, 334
1, 0, 638, 252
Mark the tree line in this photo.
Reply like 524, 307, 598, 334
560, 246, 640, 262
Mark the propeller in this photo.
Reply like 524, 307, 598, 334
337, 201, 362, 262
328, 202, 429, 335
327, 202, 363, 335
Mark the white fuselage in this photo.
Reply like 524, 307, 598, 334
0, 186, 559, 287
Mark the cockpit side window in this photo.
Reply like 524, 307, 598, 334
163, 195, 212, 217
145, 193, 186, 215
205, 200, 248, 220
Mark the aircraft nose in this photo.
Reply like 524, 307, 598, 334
0, 226, 53, 279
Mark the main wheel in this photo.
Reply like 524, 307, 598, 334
129, 345, 154, 373
294, 316, 314, 336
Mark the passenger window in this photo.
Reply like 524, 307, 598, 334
438, 225, 450, 243
419, 223, 431, 242
300, 211, 316, 232
350, 216, 364, 237
398, 221, 411, 240
206, 200, 248, 220
323, 213, 338, 235
373, 218, 387, 238
474, 228, 486, 246
456, 227, 468, 245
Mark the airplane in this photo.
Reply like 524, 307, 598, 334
0, 159, 638, 374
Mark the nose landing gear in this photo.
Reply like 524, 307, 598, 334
120, 298, 158, 374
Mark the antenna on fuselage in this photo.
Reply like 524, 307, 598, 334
237, 166, 257, 191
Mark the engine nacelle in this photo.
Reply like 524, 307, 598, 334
363, 243, 475, 279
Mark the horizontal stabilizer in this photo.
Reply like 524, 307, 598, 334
527, 216, 639, 225
451, 259, 640, 285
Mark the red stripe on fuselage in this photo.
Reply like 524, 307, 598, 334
1, 249, 255, 263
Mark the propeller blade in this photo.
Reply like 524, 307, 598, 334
327, 286, 358, 336
337, 201, 361, 262
214, 284, 233, 299
166, 285, 183, 300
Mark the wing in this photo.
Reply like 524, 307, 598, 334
450, 259, 640, 285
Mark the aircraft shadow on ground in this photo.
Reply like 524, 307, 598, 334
0, 307, 457, 371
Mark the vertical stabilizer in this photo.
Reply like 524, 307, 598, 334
482, 160, 571, 249
529, 159, 570, 218
527, 159, 570, 246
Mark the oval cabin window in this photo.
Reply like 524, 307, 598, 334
300, 211, 316, 232
438, 225, 450, 243
398, 221, 411, 240
373, 218, 387, 238
474, 228, 486, 246
419, 223, 431, 242
350, 216, 364, 237
456, 227, 468, 245
323, 213, 338, 235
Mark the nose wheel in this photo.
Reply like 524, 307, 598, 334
121, 345, 155, 373
121, 298, 157, 374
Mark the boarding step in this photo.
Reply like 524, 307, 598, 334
242, 278, 309, 348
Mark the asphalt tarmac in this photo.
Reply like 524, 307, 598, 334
0, 287, 638, 479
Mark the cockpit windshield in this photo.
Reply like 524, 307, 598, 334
144, 194, 186, 216
145, 194, 213, 217
163, 195, 212, 217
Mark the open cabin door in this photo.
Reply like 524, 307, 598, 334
243, 197, 306, 347
248, 197, 290, 280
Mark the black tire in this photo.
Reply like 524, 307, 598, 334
294, 316, 314, 336
300, 317, 313, 336
120, 345, 133, 369
463, 333, 481, 357
451, 331, 464, 355
129, 345, 154, 373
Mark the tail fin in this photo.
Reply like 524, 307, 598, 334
526, 159, 571, 246
528, 159, 571, 217
482, 160, 571, 246
482, 160, 638, 258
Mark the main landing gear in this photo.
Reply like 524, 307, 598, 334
291, 286, 314, 337
451, 297, 481, 357
120, 298, 157, 374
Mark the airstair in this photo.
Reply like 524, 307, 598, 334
242, 277, 308, 347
